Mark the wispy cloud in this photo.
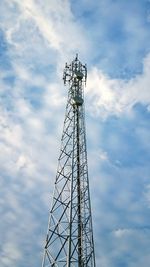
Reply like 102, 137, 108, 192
86, 53, 150, 118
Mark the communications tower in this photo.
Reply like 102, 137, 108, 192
42, 55, 96, 267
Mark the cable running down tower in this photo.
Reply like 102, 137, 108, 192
42, 55, 96, 267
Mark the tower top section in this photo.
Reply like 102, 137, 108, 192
63, 54, 87, 86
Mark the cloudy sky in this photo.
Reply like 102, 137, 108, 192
1, 0, 150, 266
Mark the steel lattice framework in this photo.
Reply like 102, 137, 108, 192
42, 55, 96, 267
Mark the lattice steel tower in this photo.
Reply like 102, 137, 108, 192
42, 55, 96, 267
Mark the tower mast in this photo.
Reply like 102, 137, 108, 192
42, 55, 96, 267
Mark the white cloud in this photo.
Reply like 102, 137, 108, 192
86, 53, 150, 118
114, 228, 133, 238
1, 242, 22, 266
99, 149, 108, 161
11, 0, 62, 50
2, 0, 87, 65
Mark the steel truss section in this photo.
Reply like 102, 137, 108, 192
42, 55, 96, 267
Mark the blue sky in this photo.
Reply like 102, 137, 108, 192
0, 0, 150, 266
